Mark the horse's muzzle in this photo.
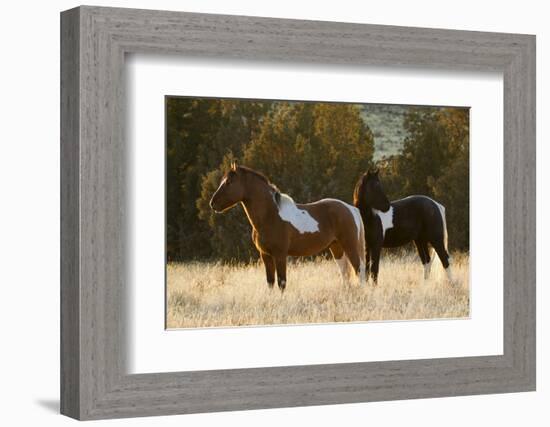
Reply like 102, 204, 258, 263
209, 197, 223, 213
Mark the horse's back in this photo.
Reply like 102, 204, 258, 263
387, 195, 445, 243
300, 198, 362, 239
393, 195, 444, 221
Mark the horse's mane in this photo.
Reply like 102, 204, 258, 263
353, 173, 367, 207
237, 166, 280, 194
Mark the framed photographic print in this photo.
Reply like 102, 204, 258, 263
61, 5, 536, 420
164, 97, 470, 330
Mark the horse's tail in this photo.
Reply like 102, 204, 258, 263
435, 202, 449, 253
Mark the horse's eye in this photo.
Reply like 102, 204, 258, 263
226, 171, 237, 184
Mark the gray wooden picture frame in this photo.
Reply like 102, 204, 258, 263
60, 5, 536, 421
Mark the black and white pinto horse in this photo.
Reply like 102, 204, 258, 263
353, 170, 453, 285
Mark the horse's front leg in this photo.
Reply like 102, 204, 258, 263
274, 256, 287, 292
260, 252, 275, 289
370, 245, 382, 285
365, 246, 371, 279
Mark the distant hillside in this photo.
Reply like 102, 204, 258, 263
360, 104, 409, 160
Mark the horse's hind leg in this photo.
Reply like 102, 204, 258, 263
329, 242, 351, 285
337, 237, 364, 285
414, 239, 432, 280
431, 240, 454, 284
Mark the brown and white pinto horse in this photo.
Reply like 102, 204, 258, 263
210, 163, 366, 291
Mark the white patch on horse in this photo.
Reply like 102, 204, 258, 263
372, 206, 394, 238
277, 193, 319, 234
434, 202, 448, 251
318, 199, 362, 239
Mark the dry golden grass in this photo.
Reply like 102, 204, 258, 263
166, 252, 469, 329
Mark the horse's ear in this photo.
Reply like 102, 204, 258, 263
231, 161, 237, 171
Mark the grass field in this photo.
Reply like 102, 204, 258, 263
166, 252, 469, 329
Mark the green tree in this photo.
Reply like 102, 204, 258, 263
391, 107, 470, 251
166, 98, 270, 260
166, 98, 222, 260
243, 102, 374, 203
428, 108, 470, 250
312, 103, 374, 201
397, 109, 449, 195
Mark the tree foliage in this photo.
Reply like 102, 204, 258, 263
243, 102, 374, 202
166, 97, 469, 262
166, 98, 270, 260
376, 107, 470, 250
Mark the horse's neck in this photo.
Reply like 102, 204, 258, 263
240, 183, 279, 232
361, 203, 377, 222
